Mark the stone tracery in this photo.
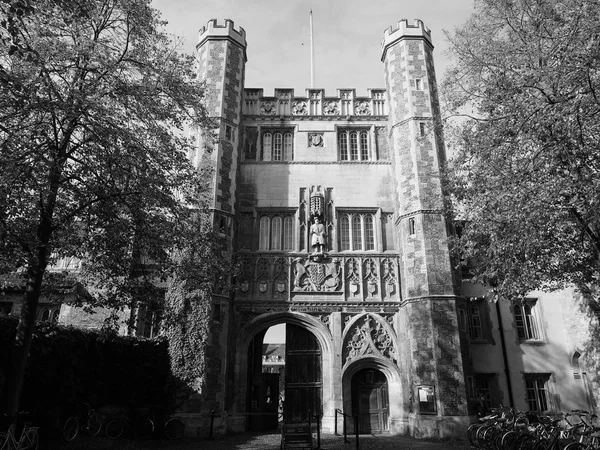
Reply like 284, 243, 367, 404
342, 314, 397, 366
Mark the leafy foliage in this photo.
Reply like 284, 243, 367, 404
442, 0, 600, 300
0, 0, 224, 416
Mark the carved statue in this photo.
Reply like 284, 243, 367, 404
310, 216, 325, 254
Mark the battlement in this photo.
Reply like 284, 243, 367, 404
197, 19, 247, 50
242, 88, 387, 117
381, 19, 432, 60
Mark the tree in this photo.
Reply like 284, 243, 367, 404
0, 0, 220, 417
442, 0, 600, 300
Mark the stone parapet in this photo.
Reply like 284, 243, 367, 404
243, 88, 386, 117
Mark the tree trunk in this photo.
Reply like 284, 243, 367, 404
1, 251, 48, 418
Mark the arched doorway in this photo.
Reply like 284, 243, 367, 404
245, 320, 323, 431
351, 368, 389, 434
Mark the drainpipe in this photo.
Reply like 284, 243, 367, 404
495, 300, 514, 407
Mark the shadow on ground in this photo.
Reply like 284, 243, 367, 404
48, 431, 471, 450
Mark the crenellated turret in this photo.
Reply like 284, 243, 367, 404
381, 18, 469, 433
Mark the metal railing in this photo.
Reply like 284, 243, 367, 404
334, 408, 360, 450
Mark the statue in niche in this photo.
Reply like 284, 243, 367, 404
310, 216, 326, 255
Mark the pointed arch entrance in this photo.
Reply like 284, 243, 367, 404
351, 368, 389, 433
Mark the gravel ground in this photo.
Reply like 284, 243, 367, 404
47, 431, 472, 450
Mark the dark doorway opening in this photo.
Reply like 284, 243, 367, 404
283, 324, 322, 423
351, 368, 389, 434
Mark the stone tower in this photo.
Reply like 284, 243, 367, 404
381, 20, 469, 434
196, 19, 247, 224
193, 19, 247, 420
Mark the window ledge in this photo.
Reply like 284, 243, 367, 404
469, 339, 493, 345
519, 339, 546, 346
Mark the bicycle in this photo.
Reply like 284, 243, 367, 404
135, 408, 185, 440
0, 413, 39, 450
62, 403, 102, 441
105, 413, 153, 440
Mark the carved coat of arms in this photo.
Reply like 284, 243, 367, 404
293, 257, 341, 292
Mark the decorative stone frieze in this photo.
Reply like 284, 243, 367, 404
292, 101, 308, 115
354, 101, 371, 115
323, 101, 339, 115
342, 313, 397, 365
235, 254, 401, 302
260, 101, 276, 115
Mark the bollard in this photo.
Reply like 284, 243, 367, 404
335, 409, 338, 435
354, 415, 359, 450
316, 412, 321, 450
343, 410, 348, 443
208, 410, 215, 440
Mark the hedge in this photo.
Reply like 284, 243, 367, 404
0, 314, 172, 433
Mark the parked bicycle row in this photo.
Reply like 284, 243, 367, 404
1, 412, 39, 450
61, 403, 184, 442
467, 407, 600, 450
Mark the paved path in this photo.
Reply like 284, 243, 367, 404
50, 431, 472, 450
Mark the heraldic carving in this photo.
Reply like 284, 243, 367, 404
293, 257, 341, 292
343, 314, 397, 365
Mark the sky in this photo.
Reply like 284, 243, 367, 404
150, 0, 476, 343
152, 0, 476, 96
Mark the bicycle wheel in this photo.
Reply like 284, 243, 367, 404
24, 428, 39, 450
517, 432, 537, 450
563, 444, 587, 450
0, 432, 7, 449
105, 420, 124, 440
469, 424, 484, 447
62, 416, 79, 441
86, 412, 102, 437
164, 417, 185, 440
134, 417, 154, 440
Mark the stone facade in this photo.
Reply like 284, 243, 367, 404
3, 17, 597, 440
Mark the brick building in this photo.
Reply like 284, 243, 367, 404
1, 17, 598, 439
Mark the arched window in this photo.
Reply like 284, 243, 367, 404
271, 216, 282, 250
273, 132, 283, 160
259, 216, 270, 250
352, 216, 362, 250
338, 129, 371, 161
258, 214, 296, 251
263, 133, 272, 161
339, 132, 348, 160
514, 300, 539, 340
283, 133, 293, 160
340, 216, 350, 251
350, 131, 359, 160
283, 216, 294, 251
364, 215, 374, 250
360, 131, 369, 160
262, 130, 294, 161
339, 213, 376, 251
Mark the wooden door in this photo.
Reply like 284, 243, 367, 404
284, 324, 322, 423
352, 369, 389, 433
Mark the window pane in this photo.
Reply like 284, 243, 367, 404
263, 133, 272, 161
259, 217, 270, 250
524, 305, 537, 339
514, 305, 525, 339
352, 216, 362, 250
273, 133, 283, 161
350, 132, 358, 160
360, 132, 369, 160
340, 133, 348, 160
340, 216, 350, 250
469, 304, 483, 339
283, 216, 294, 251
271, 216, 282, 250
283, 133, 293, 161
364, 215, 374, 250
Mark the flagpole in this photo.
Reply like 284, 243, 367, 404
310, 9, 315, 88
